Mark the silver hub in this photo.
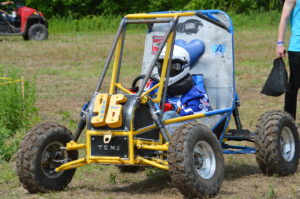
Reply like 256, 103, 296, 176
280, 127, 295, 162
41, 141, 67, 178
193, 141, 216, 179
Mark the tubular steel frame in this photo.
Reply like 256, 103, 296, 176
55, 11, 255, 173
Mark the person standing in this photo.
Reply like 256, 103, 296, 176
276, 0, 300, 119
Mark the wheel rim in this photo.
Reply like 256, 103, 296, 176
193, 140, 216, 179
280, 127, 295, 161
41, 141, 67, 178
32, 27, 45, 40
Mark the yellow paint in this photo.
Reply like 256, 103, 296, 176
134, 139, 162, 146
164, 112, 206, 124
133, 124, 156, 135
0, 78, 23, 85
140, 96, 149, 104
152, 32, 175, 103
136, 157, 169, 170
136, 142, 169, 151
109, 33, 123, 94
105, 94, 127, 128
91, 93, 110, 127
114, 83, 133, 94
66, 141, 86, 150
153, 158, 169, 166
141, 83, 159, 98
55, 158, 87, 172
125, 12, 195, 19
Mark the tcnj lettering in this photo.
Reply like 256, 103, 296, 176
97, 145, 120, 151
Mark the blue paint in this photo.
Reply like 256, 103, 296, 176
211, 44, 226, 56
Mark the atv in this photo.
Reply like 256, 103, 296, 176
16, 10, 299, 198
0, 0, 48, 40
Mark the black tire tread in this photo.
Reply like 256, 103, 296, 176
168, 121, 224, 198
255, 110, 299, 176
28, 23, 48, 40
16, 122, 76, 193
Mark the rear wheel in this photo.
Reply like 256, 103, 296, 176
255, 110, 299, 176
168, 122, 224, 198
16, 122, 78, 193
28, 23, 48, 40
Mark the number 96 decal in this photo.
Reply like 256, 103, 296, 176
91, 94, 127, 128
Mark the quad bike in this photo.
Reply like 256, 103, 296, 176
0, 1, 48, 40
16, 10, 299, 198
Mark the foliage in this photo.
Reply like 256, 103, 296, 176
48, 11, 281, 33
25, 0, 283, 18
0, 65, 38, 161
49, 15, 123, 33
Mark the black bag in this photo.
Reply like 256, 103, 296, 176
261, 58, 288, 96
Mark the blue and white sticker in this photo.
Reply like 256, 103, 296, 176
211, 44, 226, 56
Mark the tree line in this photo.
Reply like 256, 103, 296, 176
25, 0, 284, 18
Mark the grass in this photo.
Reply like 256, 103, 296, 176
0, 11, 299, 199
0, 65, 37, 161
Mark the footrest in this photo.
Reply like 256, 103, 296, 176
224, 129, 256, 142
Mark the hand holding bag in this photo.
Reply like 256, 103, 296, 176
261, 57, 288, 96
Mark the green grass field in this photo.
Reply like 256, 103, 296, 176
0, 12, 299, 199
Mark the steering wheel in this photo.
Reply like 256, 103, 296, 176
131, 74, 159, 93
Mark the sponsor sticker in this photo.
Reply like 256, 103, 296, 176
211, 44, 226, 56
152, 36, 164, 55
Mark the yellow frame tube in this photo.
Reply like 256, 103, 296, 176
129, 130, 135, 164
141, 83, 159, 97
134, 139, 163, 146
89, 156, 122, 160
137, 157, 169, 170
164, 112, 206, 124
114, 83, 133, 94
88, 159, 128, 164
153, 158, 169, 166
55, 158, 87, 172
125, 12, 195, 19
133, 125, 156, 135
136, 143, 168, 151
66, 141, 86, 150
135, 140, 169, 151
152, 31, 175, 103
109, 33, 124, 95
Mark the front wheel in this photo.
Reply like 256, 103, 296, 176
28, 23, 48, 40
255, 110, 299, 176
168, 122, 224, 198
16, 122, 78, 193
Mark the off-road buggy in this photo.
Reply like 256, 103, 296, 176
0, 0, 48, 40
16, 10, 299, 198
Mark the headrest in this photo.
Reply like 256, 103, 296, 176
175, 39, 205, 67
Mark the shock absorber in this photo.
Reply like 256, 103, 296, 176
147, 100, 171, 142
73, 103, 89, 141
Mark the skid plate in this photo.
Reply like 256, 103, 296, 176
90, 135, 128, 158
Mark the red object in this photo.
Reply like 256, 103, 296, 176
152, 36, 164, 55
164, 103, 173, 112
17, 6, 41, 33
128, 88, 137, 93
